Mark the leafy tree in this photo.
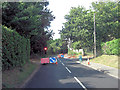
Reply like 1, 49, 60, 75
60, 1, 119, 53
60, 6, 94, 51
91, 1, 119, 42
47, 39, 68, 54
2, 2, 54, 38
2, 2, 55, 54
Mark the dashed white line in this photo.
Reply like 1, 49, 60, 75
61, 62, 65, 66
65, 67, 72, 73
74, 77, 87, 90
60, 59, 87, 89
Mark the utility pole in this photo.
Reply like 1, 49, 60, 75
94, 13, 96, 58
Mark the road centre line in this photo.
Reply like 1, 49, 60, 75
74, 77, 87, 90
61, 62, 65, 66
65, 67, 72, 73
59, 59, 86, 89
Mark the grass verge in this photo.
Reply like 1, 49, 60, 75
90, 55, 120, 69
2, 62, 38, 88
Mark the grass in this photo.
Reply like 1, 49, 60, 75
90, 55, 120, 69
67, 52, 119, 69
2, 62, 38, 88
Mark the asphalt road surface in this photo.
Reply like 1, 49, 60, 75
25, 57, 119, 89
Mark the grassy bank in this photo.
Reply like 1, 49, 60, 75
2, 62, 38, 88
67, 52, 119, 69
90, 55, 119, 69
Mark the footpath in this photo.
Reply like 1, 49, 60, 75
78, 60, 120, 79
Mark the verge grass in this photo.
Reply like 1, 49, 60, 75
90, 55, 119, 69
2, 62, 38, 88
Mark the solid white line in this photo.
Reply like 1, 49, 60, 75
65, 67, 72, 73
74, 77, 87, 90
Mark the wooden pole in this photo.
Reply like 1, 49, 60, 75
94, 13, 96, 58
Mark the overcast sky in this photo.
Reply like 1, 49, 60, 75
47, 0, 98, 40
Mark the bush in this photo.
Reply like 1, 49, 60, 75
101, 38, 120, 55
2, 26, 30, 70
68, 48, 81, 55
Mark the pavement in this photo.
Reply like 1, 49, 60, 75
76, 59, 120, 80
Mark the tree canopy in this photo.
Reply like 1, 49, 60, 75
60, 1, 119, 52
2, 2, 55, 54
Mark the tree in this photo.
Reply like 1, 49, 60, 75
60, 1, 119, 52
2, 2, 54, 38
2, 2, 55, 54
60, 6, 94, 51
47, 39, 68, 54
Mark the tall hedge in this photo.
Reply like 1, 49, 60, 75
2, 26, 30, 70
101, 38, 120, 55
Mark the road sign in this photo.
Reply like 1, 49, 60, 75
41, 58, 49, 64
61, 55, 64, 58
49, 57, 57, 63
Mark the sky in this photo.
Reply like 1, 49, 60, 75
47, 0, 98, 40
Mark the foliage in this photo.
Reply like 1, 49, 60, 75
101, 38, 120, 55
47, 39, 68, 54
60, 6, 94, 51
68, 48, 82, 55
72, 41, 82, 50
2, 2, 55, 54
92, 1, 119, 42
60, 1, 119, 53
2, 26, 30, 70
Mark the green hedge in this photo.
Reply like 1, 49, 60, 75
101, 38, 120, 55
2, 26, 30, 70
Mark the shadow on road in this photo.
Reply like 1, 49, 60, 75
58, 58, 118, 88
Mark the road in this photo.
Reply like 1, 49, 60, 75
25, 57, 118, 89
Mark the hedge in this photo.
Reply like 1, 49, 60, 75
101, 38, 120, 55
2, 26, 30, 70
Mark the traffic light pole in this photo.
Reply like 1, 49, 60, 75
45, 50, 47, 54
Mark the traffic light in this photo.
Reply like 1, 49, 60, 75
44, 47, 47, 54
44, 47, 47, 51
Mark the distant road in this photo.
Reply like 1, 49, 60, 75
25, 57, 118, 89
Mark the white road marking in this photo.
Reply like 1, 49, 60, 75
74, 77, 87, 90
62, 63, 65, 66
60, 59, 86, 89
76, 61, 80, 63
65, 67, 71, 73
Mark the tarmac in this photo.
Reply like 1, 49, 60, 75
21, 54, 120, 88
64, 54, 120, 80
76, 60, 120, 80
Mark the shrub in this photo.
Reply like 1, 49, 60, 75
2, 26, 30, 70
101, 38, 120, 55
68, 48, 82, 55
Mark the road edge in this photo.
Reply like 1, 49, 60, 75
76, 61, 120, 79
20, 64, 41, 88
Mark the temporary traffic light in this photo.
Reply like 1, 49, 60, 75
44, 47, 47, 51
